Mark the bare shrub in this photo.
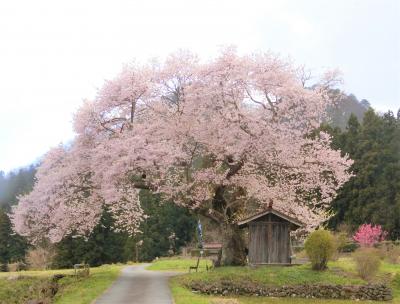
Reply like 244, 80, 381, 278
387, 247, 400, 264
379, 242, 400, 264
8, 261, 27, 272
26, 247, 55, 270
0, 263, 8, 272
335, 232, 349, 252
8, 263, 18, 272
331, 232, 350, 261
353, 247, 381, 280
337, 223, 352, 235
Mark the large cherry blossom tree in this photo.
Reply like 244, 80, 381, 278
12, 49, 353, 264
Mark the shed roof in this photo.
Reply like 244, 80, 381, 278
237, 207, 304, 229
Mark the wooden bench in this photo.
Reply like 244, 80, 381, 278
189, 244, 223, 272
189, 256, 201, 273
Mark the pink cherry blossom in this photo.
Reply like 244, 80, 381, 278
12, 48, 353, 243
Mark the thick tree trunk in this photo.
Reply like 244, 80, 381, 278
206, 182, 247, 266
219, 224, 247, 266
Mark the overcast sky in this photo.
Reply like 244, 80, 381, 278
0, 0, 399, 173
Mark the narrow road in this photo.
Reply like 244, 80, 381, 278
94, 264, 177, 304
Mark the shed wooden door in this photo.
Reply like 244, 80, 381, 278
248, 222, 290, 264
248, 222, 268, 264
270, 223, 290, 263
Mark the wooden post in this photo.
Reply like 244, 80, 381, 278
135, 243, 138, 263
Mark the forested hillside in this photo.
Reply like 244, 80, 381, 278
0, 167, 36, 268
326, 109, 400, 238
326, 91, 370, 129
0, 166, 36, 209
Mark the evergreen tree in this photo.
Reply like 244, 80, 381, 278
0, 208, 28, 270
53, 192, 196, 267
127, 190, 196, 262
53, 210, 129, 268
328, 109, 400, 239
0, 166, 35, 265
0, 209, 11, 271
1, 164, 196, 267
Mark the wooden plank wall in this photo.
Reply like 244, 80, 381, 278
248, 216, 290, 264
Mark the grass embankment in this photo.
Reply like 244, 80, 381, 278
170, 279, 376, 304
0, 264, 124, 304
177, 263, 365, 286
330, 257, 400, 299
150, 258, 400, 304
54, 264, 123, 304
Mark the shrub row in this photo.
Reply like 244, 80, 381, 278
188, 280, 393, 301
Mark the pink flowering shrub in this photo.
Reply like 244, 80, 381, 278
353, 224, 387, 247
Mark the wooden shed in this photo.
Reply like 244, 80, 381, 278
238, 203, 303, 265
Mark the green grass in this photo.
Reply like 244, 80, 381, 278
170, 279, 215, 304
330, 257, 400, 276
54, 264, 123, 304
330, 257, 400, 299
3, 258, 400, 304
0, 276, 50, 304
147, 257, 212, 272
168, 257, 400, 304
0, 264, 124, 304
236, 297, 387, 304
163, 258, 371, 304
0, 268, 75, 278
177, 263, 365, 286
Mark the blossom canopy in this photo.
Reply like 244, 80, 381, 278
12, 49, 353, 243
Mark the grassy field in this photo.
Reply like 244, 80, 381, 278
177, 263, 365, 286
0, 264, 124, 304
149, 258, 400, 304
330, 256, 400, 277
147, 257, 212, 272
0, 268, 76, 278
54, 264, 123, 304
2, 258, 400, 304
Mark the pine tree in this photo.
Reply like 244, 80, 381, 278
53, 192, 196, 267
0, 208, 28, 271
0, 209, 11, 271
127, 190, 196, 262
53, 210, 128, 268
328, 109, 400, 239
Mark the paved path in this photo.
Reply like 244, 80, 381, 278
94, 264, 177, 304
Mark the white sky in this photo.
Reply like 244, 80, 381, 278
0, 0, 399, 173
